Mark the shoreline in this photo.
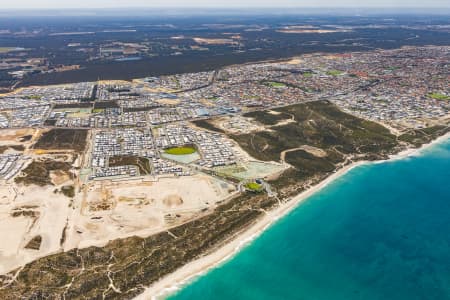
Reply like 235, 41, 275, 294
388, 131, 450, 161
135, 132, 450, 300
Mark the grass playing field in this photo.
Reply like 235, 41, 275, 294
164, 146, 197, 155
245, 182, 263, 191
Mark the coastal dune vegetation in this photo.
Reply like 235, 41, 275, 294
230, 101, 400, 194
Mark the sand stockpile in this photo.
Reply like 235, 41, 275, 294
163, 194, 183, 207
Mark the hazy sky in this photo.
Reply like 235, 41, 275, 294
3, 0, 450, 9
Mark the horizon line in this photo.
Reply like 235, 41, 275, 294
1, 6, 450, 10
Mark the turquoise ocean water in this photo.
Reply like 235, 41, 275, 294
169, 138, 450, 300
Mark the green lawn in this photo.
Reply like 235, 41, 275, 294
326, 70, 343, 76
164, 146, 197, 155
24, 95, 42, 100
244, 95, 260, 100
245, 182, 263, 192
428, 93, 450, 101
266, 81, 287, 88
386, 66, 399, 71
302, 72, 313, 78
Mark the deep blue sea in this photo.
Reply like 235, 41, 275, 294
168, 138, 450, 300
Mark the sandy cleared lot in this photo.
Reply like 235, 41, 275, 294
207, 115, 263, 135
0, 173, 236, 274
193, 37, 237, 45
65, 174, 236, 250
0, 128, 35, 142
155, 98, 181, 106
0, 128, 37, 153
0, 184, 71, 274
